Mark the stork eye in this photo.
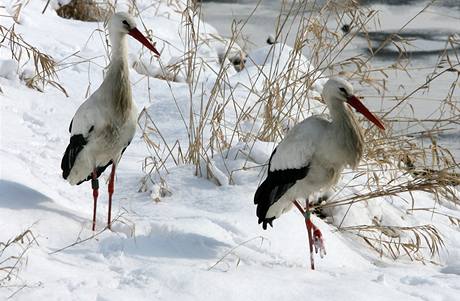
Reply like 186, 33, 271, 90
122, 20, 129, 26
339, 87, 347, 95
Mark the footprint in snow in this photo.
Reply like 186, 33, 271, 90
400, 275, 436, 286
98, 225, 230, 260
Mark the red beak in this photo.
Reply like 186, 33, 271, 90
347, 95, 385, 130
128, 27, 160, 57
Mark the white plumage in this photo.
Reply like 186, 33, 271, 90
61, 12, 160, 230
65, 78, 137, 185
254, 77, 384, 229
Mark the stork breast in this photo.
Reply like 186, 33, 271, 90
307, 160, 342, 190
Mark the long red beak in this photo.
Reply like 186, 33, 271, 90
347, 95, 385, 130
128, 27, 160, 57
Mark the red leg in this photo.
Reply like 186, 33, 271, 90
293, 200, 315, 270
91, 171, 99, 231
293, 200, 326, 270
107, 163, 116, 229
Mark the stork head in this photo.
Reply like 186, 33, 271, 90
322, 77, 385, 130
108, 12, 160, 57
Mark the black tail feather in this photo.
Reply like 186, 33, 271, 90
61, 138, 130, 185
61, 133, 112, 185
254, 147, 310, 230
61, 134, 87, 180
254, 177, 296, 230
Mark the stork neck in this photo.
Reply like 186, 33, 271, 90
110, 32, 129, 62
329, 100, 351, 125
328, 98, 364, 167
106, 36, 129, 78
102, 33, 132, 120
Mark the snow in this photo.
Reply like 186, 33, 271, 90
0, 59, 19, 81
1, 1, 460, 300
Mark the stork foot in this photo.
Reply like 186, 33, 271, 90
292, 200, 326, 270
310, 193, 329, 220
310, 221, 326, 258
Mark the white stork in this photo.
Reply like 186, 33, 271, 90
61, 12, 160, 231
254, 77, 384, 267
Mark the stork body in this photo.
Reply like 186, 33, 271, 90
63, 56, 136, 185
61, 12, 160, 230
254, 77, 385, 230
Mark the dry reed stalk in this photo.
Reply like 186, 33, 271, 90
339, 224, 444, 262
0, 24, 67, 95
7, 0, 29, 23
0, 229, 37, 286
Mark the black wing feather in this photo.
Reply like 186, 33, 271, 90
61, 139, 131, 185
61, 125, 107, 185
61, 134, 87, 180
254, 148, 310, 230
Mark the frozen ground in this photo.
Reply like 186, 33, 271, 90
0, 1, 460, 300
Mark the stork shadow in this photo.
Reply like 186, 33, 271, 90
0, 179, 51, 209
99, 225, 230, 260
0, 179, 82, 222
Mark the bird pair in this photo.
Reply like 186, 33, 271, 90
61, 14, 385, 269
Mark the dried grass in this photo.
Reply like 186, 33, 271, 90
340, 224, 444, 262
0, 229, 37, 286
7, 0, 30, 23
0, 24, 67, 95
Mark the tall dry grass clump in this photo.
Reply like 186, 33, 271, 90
0, 24, 67, 95
0, 230, 37, 288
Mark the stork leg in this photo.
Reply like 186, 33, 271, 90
293, 200, 326, 270
107, 163, 116, 229
91, 171, 99, 231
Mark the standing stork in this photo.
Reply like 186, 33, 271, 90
254, 77, 385, 268
61, 12, 160, 231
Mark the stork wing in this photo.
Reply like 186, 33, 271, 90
68, 93, 106, 136
269, 116, 329, 171
61, 125, 94, 180
61, 94, 105, 181
254, 116, 330, 229
254, 148, 310, 229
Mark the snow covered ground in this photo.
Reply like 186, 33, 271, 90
1, 1, 460, 300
